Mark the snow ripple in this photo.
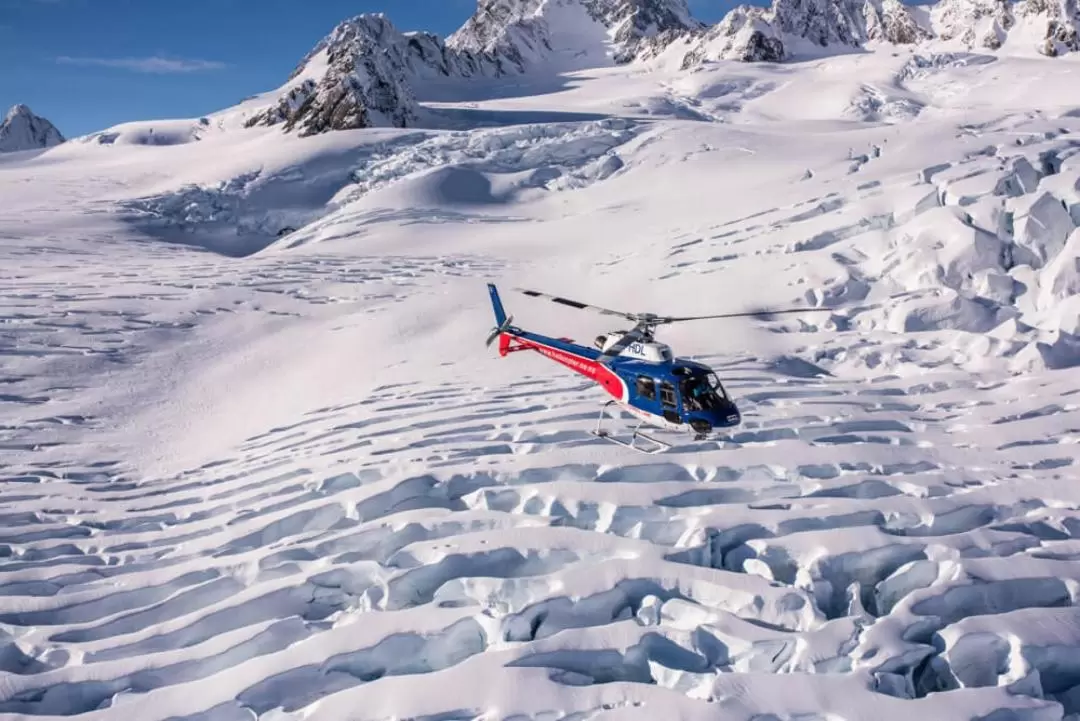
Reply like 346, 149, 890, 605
2, 361, 1078, 720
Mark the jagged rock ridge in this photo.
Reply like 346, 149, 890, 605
245, 1, 700, 135
672, 0, 1080, 65
679, 7, 786, 64
929, 0, 1015, 49
676, 0, 931, 66
925, 0, 1080, 55
245, 16, 426, 135
447, 0, 703, 66
0, 104, 65, 153
245, 0, 1080, 137
1014, 0, 1079, 55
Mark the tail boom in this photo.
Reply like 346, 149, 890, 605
487, 282, 627, 402
498, 331, 628, 403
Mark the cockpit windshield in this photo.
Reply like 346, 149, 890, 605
705, 372, 729, 400
680, 371, 729, 410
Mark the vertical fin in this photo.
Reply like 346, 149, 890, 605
488, 283, 507, 326
486, 283, 514, 348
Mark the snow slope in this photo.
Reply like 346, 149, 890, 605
2, 38, 1080, 721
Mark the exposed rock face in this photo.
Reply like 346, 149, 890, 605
593, 0, 704, 60
244, 15, 423, 135
864, 0, 933, 44
243, 0, 1080, 137
928, 0, 1080, 55
680, 7, 786, 65
770, 0, 868, 47
448, 0, 703, 67
930, 0, 1016, 50
245, 2, 701, 135
0, 104, 65, 153
678, 0, 926, 65
1018, 0, 1080, 56
397, 30, 509, 78
445, 0, 552, 72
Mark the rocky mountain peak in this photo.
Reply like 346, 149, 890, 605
924, 0, 1080, 55
244, 15, 423, 136
1017, 0, 1080, 56
244, 1, 702, 136
677, 0, 927, 66
447, 0, 703, 68
929, 0, 1015, 49
0, 104, 65, 153
770, 0, 869, 47
678, 6, 786, 65
240, 0, 1080, 139
5, 103, 29, 121
864, 0, 932, 44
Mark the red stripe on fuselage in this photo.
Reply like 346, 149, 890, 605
508, 334, 627, 402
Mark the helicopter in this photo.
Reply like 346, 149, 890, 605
485, 283, 829, 454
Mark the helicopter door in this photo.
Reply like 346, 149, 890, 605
659, 381, 680, 423
635, 376, 656, 402
636, 375, 665, 414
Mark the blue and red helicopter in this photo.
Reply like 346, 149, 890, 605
486, 283, 827, 453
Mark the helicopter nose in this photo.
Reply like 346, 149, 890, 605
714, 405, 740, 427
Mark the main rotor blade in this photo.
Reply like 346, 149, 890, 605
513, 287, 637, 322
656, 307, 833, 324
512, 286, 832, 326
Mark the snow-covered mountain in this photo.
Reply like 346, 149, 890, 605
447, 0, 703, 67
0, 104, 64, 153
677, 0, 1080, 64
243, 16, 424, 135
675, 0, 930, 66
927, 0, 1080, 55
244, 1, 701, 135
241, 0, 1080, 137
1025, 0, 1080, 56
928, 0, 1014, 50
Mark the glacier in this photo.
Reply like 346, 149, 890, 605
2, 1, 1080, 720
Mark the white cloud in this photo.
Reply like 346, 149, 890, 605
56, 55, 227, 73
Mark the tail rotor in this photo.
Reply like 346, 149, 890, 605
486, 314, 513, 348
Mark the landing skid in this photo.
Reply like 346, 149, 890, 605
588, 401, 672, 455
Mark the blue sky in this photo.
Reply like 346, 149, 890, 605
1, 0, 740, 137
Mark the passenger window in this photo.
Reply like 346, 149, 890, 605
636, 376, 655, 400
660, 382, 677, 408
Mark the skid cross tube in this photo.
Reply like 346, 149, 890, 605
588, 401, 672, 455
